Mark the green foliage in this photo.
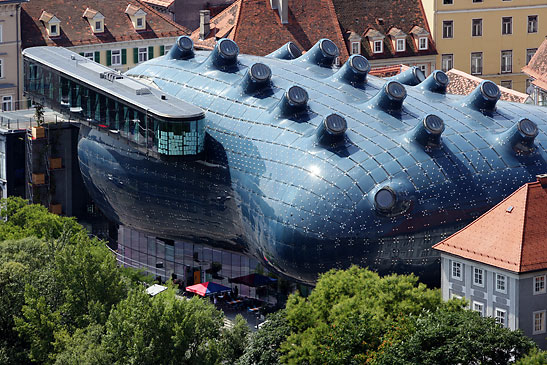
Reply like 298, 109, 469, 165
279, 266, 442, 364
373, 307, 537, 365
53, 324, 111, 365
516, 348, 547, 365
237, 310, 292, 365
103, 288, 225, 364
220, 314, 250, 364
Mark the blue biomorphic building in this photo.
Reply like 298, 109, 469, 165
23, 37, 547, 285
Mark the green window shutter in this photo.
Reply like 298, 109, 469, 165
79, 52, 84, 56
133, 47, 139, 63
94, 51, 100, 63
159, 45, 165, 56
148, 46, 154, 60
106, 50, 112, 66
121, 49, 127, 65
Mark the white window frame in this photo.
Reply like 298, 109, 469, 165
95, 20, 102, 32
163, 45, 171, 55
472, 18, 482, 37
2, 95, 12, 112
49, 24, 59, 37
473, 267, 484, 287
495, 308, 506, 327
534, 274, 546, 295
0, 24, 3, 43
471, 52, 483, 75
442, 54, 453, 72
418, 37, 428, 50
417, 64, 427, 73
137, 17, 144, 28
472, 301, 484, 316
443, 20, 453, 38
528, 15, 538, 33
451, 261, 462, 280
373, 40, 383, 54
351, 41, 360, 55
138, 47, 148, 63
495, 273, 507, 293
0, 59, 3, 79
111, 49, 122, 66
83, 52, 94, 61
451, 293, 462, 300
396, 38, 405, 52
526, 48, 537, 65
501, 50, 512, 74
533, 310, 546, 334
502, 17, 512, 35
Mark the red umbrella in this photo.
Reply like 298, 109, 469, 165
185, 281, 231, 296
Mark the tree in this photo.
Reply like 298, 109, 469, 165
279, 266, 442, 364
53, 324, 112, 365
237, 311, 292, 365
220, 314, 250, 364
373, 307, 537, 365
515, 348, 547, 365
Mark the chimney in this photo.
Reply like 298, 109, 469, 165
537, 174, 547, 188
199, 10, 210, 40
270, 0, 288, 24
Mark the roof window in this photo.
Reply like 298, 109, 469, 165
125, 4, 147, 30
39, 11, 61, 37
83, 8, 105, 34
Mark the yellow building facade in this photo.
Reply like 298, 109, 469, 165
423, 0, 547, 93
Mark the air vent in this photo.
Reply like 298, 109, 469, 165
136, 88, 151, 95
100, 71, 123, 82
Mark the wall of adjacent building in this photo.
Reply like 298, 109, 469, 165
423, 0, 547, 93
0, 2, 25, 110
518, 271, 547, 349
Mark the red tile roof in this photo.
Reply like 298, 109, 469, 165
522, 37, 547, 91
192, 0, 349, 62
433, 175, 547, 273
331, 0, 437, 60
21, 0, 189, 49
446, 69, 530, 103
369, 64, 410, 78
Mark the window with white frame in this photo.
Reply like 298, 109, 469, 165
496, 273, 507, 293
396, 38, 405, 52
417, 64, 427, 73
138, 47, 148, 63
502, 17, 512, 35
443, 20, 453, 38
163, 45, 171, 55
533, 310, 546, 334
451, 261, 462, 280
373, 40, 383, 53
137, 17, 144, 28
2, 95, 12, 112
472, 301, 484, 316
451, 293, 462, 300
501, 50, 512, 73
111, 49, 121, 65
351, 41, 360, 55
50, 24, 59, 36
526, 48, 537, 65
442, 54, 453, 72
472, 19, 482, 37
528, 15, 538, 33
418, 37, 428, 50
473, 267, 484, 286
0, 24, 3, 43
84, 52, 94, 61
495, 308, 506, 326
471, 52, 483, 75
534, 275, 546, 294
95, 20, 102, 32
0, 59, 3, 78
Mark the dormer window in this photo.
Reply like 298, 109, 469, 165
348, 31, 362, 55
396, 38, 405, 52
410, 26, 430, 52
83, 8, 105, 34
39, 11, 61, 37
388, 27, 407, 53
365, 28, 385, 55
125, 4, 147, 30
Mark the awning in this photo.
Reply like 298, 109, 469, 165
185, 281, 231, 296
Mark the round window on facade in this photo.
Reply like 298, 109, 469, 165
517, 118, 538, 137
374, 187, 396, 211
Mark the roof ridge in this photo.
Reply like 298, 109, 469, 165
516, 184, 530, 271
229, 0, 243, 41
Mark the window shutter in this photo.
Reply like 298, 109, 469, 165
159, 45, 165, 55
121, 49, 127, 65
94, 51, 100, 63
133, 47, 138, 63
106, 50, 112, 66
148, 46, 154, 60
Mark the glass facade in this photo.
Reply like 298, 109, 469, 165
23, 59, 205, 156
117, 225, 262, 298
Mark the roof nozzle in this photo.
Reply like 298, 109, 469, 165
167, 36, 195, 60
368, 81, 407, 113
298, 39, 339, 67
241, 63, 272, 94
266, 41, 303, 60
316, 114, 347, 146
408, 114, 445, 147
417, 70, 449, 94
331, 54, 370, 86
278, 86, 308, 116
388, 66, 426, 86
497, 118, 539, 154
208, 38, 239, 70
462, 80, 500, 113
